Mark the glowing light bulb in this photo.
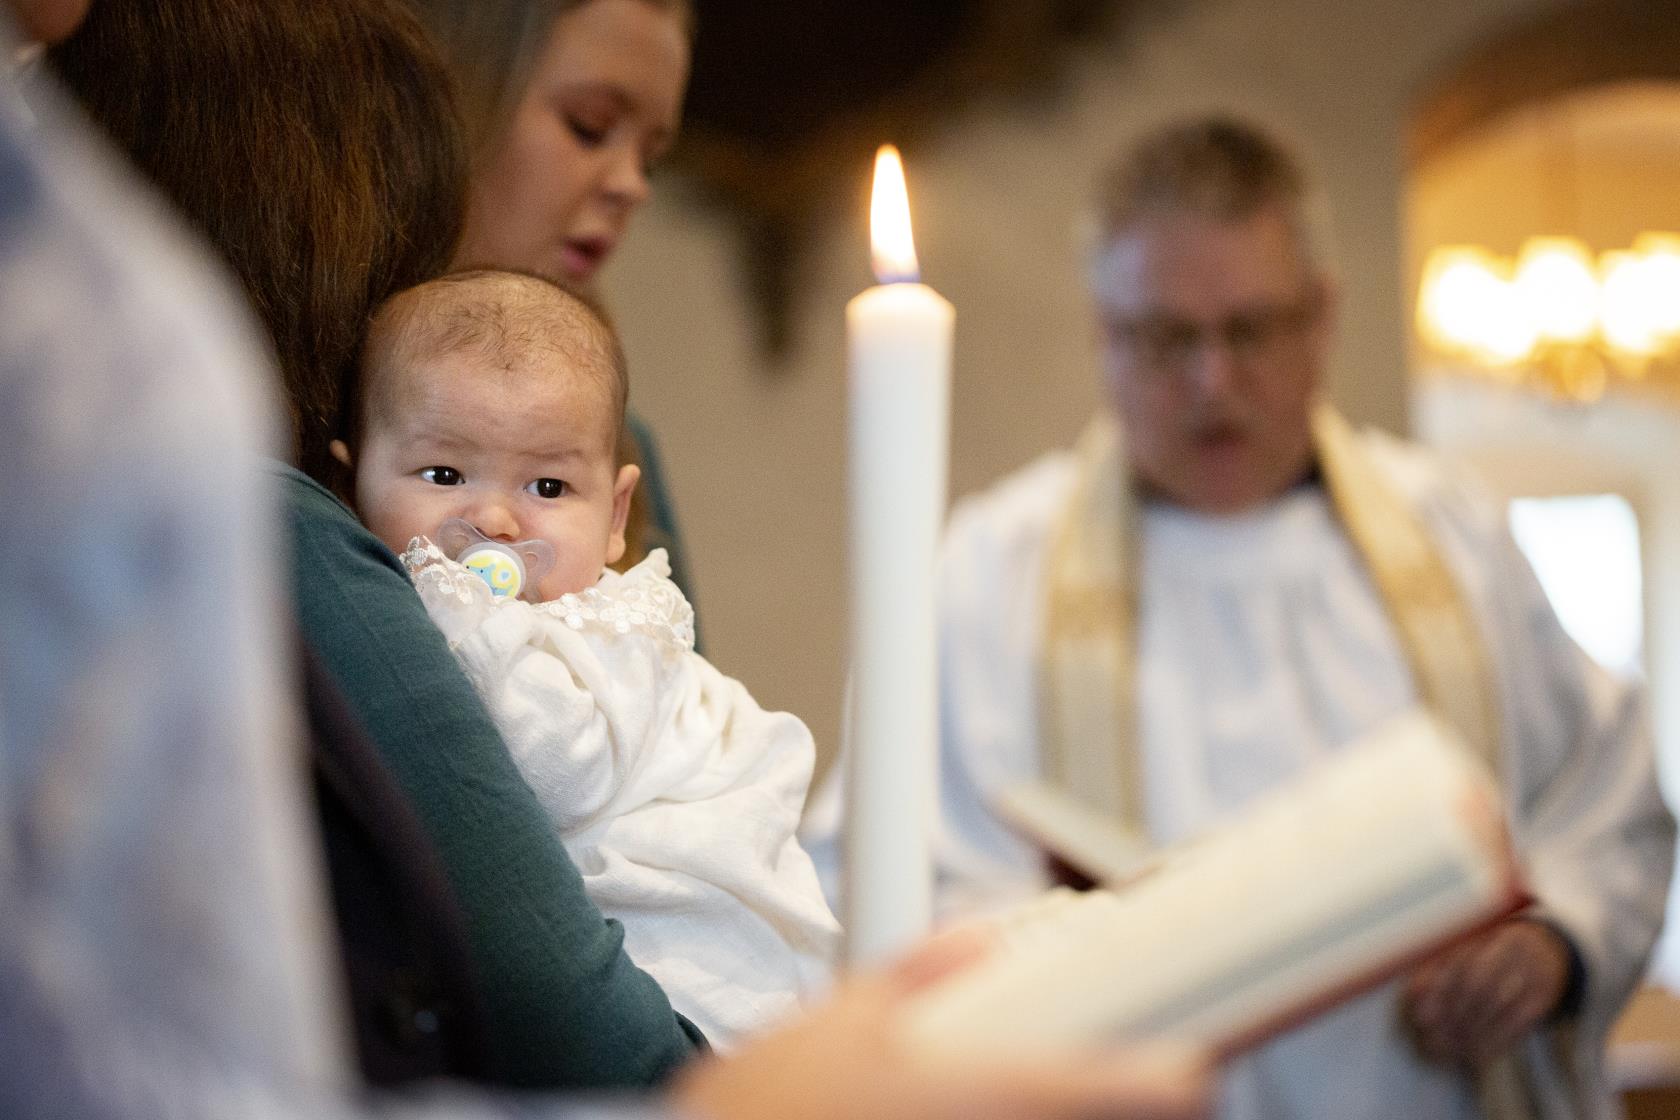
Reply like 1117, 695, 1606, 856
1481, 292, 1540, 366
1512, 237, 1598, 344
1419, 246, 1535, 365
1420, 247, 1497, 350
1600, 251, 1662, 358
1633, 232, 1680, 341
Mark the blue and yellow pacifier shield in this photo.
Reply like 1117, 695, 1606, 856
461, 543, 526, 600
434, 517, 555, 603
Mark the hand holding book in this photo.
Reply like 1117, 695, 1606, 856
1403, 917, 1574, 1066
676, 930, 1213, 1120
901, 710, 1530, 1059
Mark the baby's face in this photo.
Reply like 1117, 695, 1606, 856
352, 351, 637, 600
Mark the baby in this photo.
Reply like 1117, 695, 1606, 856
331, 269, 839, 1047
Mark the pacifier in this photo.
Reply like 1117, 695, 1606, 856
435, 518, 556, 602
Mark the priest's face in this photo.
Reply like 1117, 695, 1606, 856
1091, 205, 1329, 514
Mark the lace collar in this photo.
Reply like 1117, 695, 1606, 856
402, 539, 696, 652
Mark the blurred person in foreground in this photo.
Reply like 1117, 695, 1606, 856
805, 116, 1675, 1120
0, 1, 1210, 1118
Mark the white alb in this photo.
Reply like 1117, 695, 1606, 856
407, 544, 839, 1048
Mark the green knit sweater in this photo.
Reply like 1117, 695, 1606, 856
280, 464, 702, 1088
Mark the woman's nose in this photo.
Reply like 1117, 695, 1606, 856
602, 146, 651, 210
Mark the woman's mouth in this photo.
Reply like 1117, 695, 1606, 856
559, 237, 612, 282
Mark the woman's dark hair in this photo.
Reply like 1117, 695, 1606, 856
50, 0, 469, 484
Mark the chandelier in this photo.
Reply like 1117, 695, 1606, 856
1417, 232, 1680, 402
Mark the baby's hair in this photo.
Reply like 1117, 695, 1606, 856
349, 268, 629, 455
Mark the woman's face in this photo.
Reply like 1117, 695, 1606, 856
454, 0, 690, 287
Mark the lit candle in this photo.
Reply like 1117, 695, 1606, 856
843, 146, 954, 966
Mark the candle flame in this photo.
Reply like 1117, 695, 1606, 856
870, 145, 919, 284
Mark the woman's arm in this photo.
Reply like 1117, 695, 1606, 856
280, 466, 703, 1089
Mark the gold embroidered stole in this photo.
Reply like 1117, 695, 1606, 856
1039, 402, 1500, 824
1037, 403, 1539, 1117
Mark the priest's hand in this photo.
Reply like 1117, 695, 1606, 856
674, 931, 1212, 1120
1401, 918, 1574, 1067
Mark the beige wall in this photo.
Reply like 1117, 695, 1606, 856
601, 0, 1567, 779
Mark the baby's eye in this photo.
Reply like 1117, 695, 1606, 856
420, 466, 463, 486
528, 478, 566, 499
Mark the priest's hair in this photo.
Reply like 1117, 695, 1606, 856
1090, 115, 1335, 273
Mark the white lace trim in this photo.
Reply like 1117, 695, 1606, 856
401, 538, 695, 651
402, 538, 493, 606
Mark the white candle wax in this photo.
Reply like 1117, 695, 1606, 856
844, 278, 953, 966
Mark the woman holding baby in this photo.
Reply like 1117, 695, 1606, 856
407, 0, 702, 604
42, 0, 1208, 1116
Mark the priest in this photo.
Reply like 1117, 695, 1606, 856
809, 115, 1674, 1120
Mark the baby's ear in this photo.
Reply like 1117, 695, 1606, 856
605, 462, 642, 566
329, 439, 354, 468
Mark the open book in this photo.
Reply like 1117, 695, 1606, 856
903, 710, 1528, 1058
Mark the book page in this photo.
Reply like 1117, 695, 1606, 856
904, 710, 1527, 1057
